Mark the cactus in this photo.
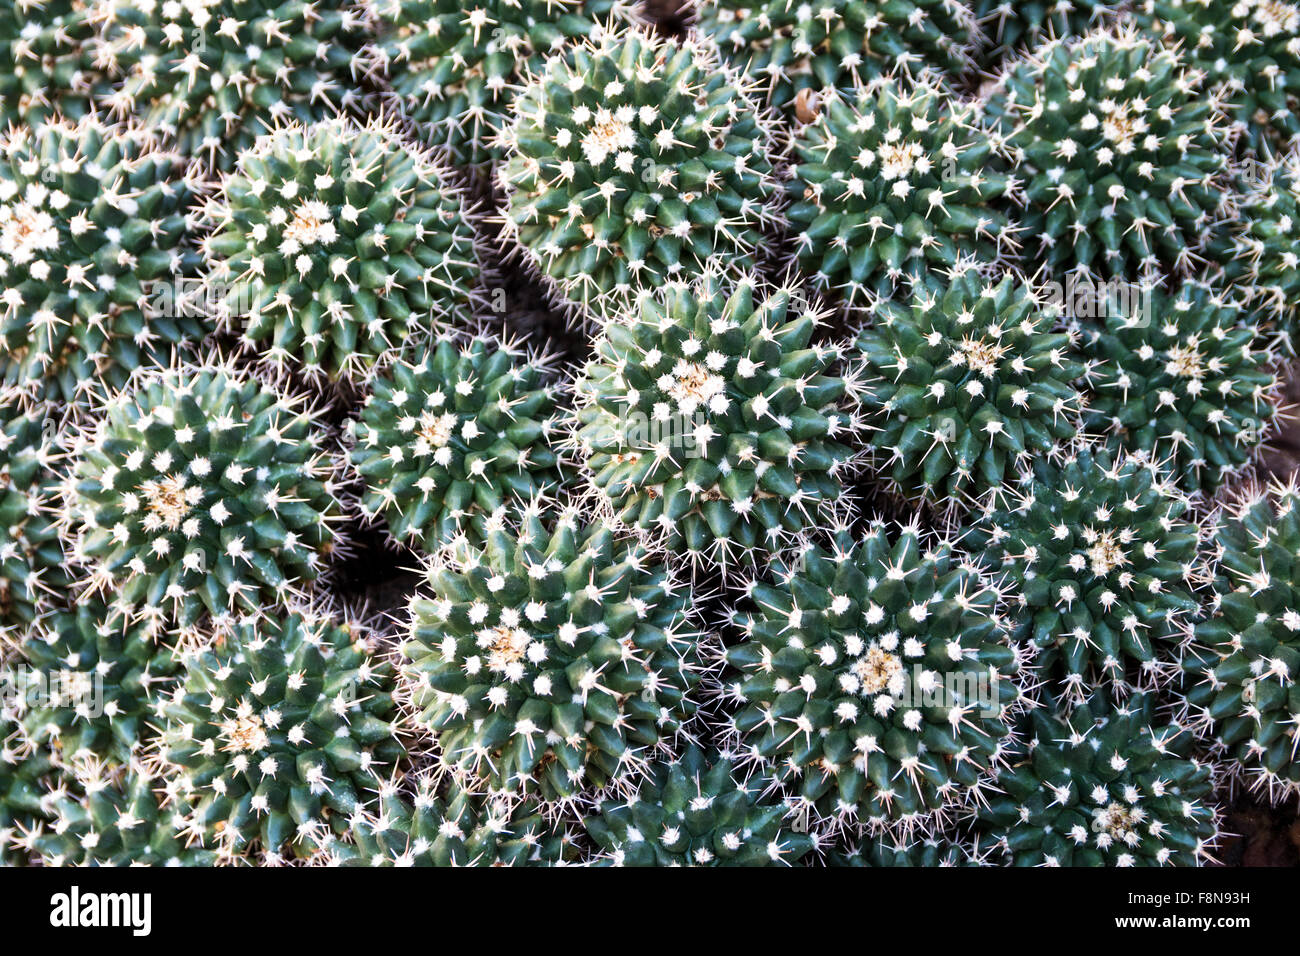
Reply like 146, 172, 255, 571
1183, 477, 1300, 799
990, 27, 1233, 281
0, 116, 211, 405
1, 677, 61, 865
723, 521, 1026, 835
347, 333, 565, 552
154, 608, 404, 862
585, 746, 818, 865
978, 694, 1220, 865
95, 0, 374, 171
0, 0, 109, 128
19, 753, 219, 866
785, 75, 1021, 310
972, 0, 1116, 65
1135, 0, 1300, 151
1230, 147, 1300, 346
965, 443, 1202, 701
1077, 282, 1281, 498
834, 829, 992, 864
401, 504, 709, 801
338, 774, 578, 865
569, 274, 859, 571
498, 27, 783, 319
689, 0, 978, 114
201, 115, 484, 384
0, 392, 66, 634
852, 270, 1085, 507
63, 363, 344, 631
18, 601, 176, 766
362, 0, 628, 168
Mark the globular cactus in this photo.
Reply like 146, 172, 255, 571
18, 601, 176, 766
785, 75, 1021, 310
990, 27, 1233, 281
362, 0, 628, 168
347, 333, 565, 552
0, 116, 210, 405
498, 27, 784, 320
401, 504, 710, 802
723, 521, 1026, 835
202, 115, 484, 384
95, 0, 373, 171
852, 270, 1085, 507
0, 0, 109, 127
978, 694, 1220, 865
569, 274, 859, 571
154, 608, 404, 863
20, 753, 218, 866
965, 443, 1201, 701
1136, 0, 1300, 151
689, 0, 977, 114
63, 363, 344, 631
0, 392, 65, 634
1183, 477, 1300, 799
1077, 282, 1281, 498
585, 746, 818, 866
338, 774, 579, 865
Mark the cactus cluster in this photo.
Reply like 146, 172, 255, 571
7, 0, 1300, 873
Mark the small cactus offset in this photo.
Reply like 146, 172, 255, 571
965, 443, 1202, 700
851, 270, 1085, 507
154, 607, 404, 863
689, 0, 978, 113
585, 746, 818, 865
362, 0, 629, 168
977, 693, 1220, 866
785, 74, 1021, 309
569, 274, 859, 571
1077, 282, 1282, 497
0, 392, 65, 634
62, 363, 345, 631
401, 504, 710, 802
723, 521, 1027, 836
498, 26, 784, 319
202, 115, 484, 384
0, 116, 210, 405
1183, 478, 1300, 799
991, 27, 1233, 281
347, 332, 565, 552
